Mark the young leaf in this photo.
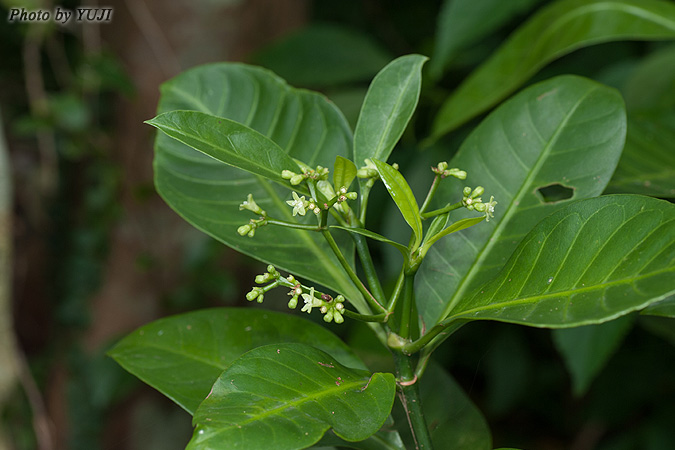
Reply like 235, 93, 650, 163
552, 315, 633, 396
188, 343, 396, 450
151, 63, 366, 312
108, 308, 366, 415
372, 159, 423, 251
420, 216, 485, 255
430, 0, 675, 139
417, 75, 626, 327
146, 111, 300, 185
354, 54, 428, 167
333, 155, 357, 191
447, 195, 675, 327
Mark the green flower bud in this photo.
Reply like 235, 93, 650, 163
256, 294, 264, 303
345, 192, 358, 200
463, 186, 472, 196
335, 302, 345, 312
238, 224, 252, 236
255, 274, 269, 284
448, 168, 467, 180
247, 228, 255, 238
437, 161, 448, 171
246, 288, 259, 301
267, 265, 276, 274
290, 174, 305, 185
281, 170, 295, 179
472, 186, 485, 198
323, 309, 334, 322
474, 203, 487, 212
333, 311, 344, 324
288, 296, 298, 309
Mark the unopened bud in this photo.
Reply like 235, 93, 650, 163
323, 310, 334, 322
472, 186, 485, 198
333, 311, 344, 324
281, 170, 295, 180
290, 174, 305, 185
237, 225, 252, 236
288, 296, 298, 309
463, 186, 472, 196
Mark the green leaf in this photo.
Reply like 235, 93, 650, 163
420, 216, 485, 255
372, 159, 423, 250
151, 63, 366, 311
431, 0, 545, 79
333, 155, 357, 191
188, 343, 396, 450
354, 54, 428, 167
251, 24, 392, 88
392, 363, 491, 450
331, 226, 408, 257
552, 315, 633, 396
606, 46, 675, 197
642, 296, 675, 318
448, 195, 675, 327
417, 75, 626, 326
146, 111, 300, 185
314, 427, 404, 450
605, 112, 675, 197
108, 308, 366, 415
430, 0, 675, 139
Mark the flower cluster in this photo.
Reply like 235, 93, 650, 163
462, 186, 497, 221
281, 165, 330, 185
431, 161, 467, 180
246, 265, 347, 323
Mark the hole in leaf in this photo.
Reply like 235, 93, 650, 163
536, 183, 574, 203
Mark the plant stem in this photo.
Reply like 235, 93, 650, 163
397, 273, 416, 340
419, 174, 440, 215
420, 201, 462, 220
352, 233, 386, 304
321, 230, 386, 313
394, 353, 433, 450
402, 319, 465, 356
266, 219, 322, 231
386, 268, 406, 311
341, 309, 388, 322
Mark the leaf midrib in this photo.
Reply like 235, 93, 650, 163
438, 84, 599, 322
451, 265, 674, 321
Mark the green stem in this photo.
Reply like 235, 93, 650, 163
321, 230, 385, 313
420, 201, 463, 220
394, 353, 433, 450
402, 319, 466, 356
358, 183, 373, 225
386, 268, 406, 311
341, 309, 388, 323
352, 233, 386, 305
398, 273, 416, 340
266, 219, 323, 231
419, 174, 440, 215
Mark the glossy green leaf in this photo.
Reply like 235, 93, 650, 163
354, 54, 427, 167
314, 426, 404, 450
251, 24, 392, 88
417, 75, 626, 326
430, 0, 675, 139
447, 195, 675, 327
333, 155, 357, 191
431, 0, 545, 79
393, 363, 491, 450
151, 63, 366, 311
331, 226, 408, 257
642, 296, 675, 318
372, 159, 423, 250
108, 308, 366, 415
146, 111, 300, 185
188, 343, 396, 450
552, 315, 633, 395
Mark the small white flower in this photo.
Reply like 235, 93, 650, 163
286, 192, 307, 216
301, 287, 316, 313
